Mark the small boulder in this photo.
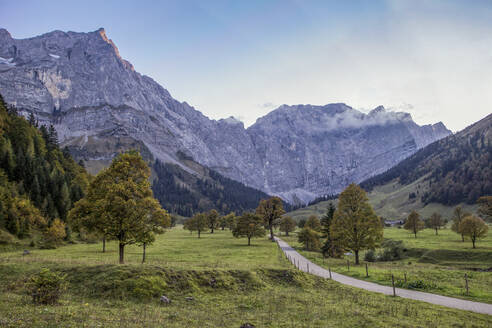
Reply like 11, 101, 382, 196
160, 295, 171, 304
240, 323, 255, 328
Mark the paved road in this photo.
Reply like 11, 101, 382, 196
275, 237, 492, 316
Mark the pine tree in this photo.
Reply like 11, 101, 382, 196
320, 203, 341, 257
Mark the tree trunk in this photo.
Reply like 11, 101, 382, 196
461, 234, 464, 242
198, 230, 201, 238
472, 237, 476, 249
269, 224, 274, 241
414, 231, 417, 238
222, 226, 225, 230
286, 231, 289, 236
248, 236, 251, 246
435, 228, 438, 235
142, 243, 146, 263
102, 235, 106, 253
355, 250, 359, 265
211, 228, 214, 234
119, 243, 125, 264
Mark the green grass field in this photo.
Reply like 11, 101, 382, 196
281, 225, 492, 304
1, 228, 491, 327
287, 178, 478, 221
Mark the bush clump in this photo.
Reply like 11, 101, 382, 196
26, 268, 67, 304
377, 240, 406, 261
364, 250, 376, 262
395, 279, 439, 291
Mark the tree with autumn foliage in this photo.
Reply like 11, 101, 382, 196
451, 206, 471, 242
459, 215, 488, 248
330, 184, 383, 264
304, 215, 321, 232
429, 212, 446, 235
184, 212, 208, 238
232, 212, 266, 246
256, 196, 285, 241
68, 151, 170, 264
206, 209, 220, 234
404, 211, 425, 238
41, 218, 66, 249
279, 216, 296, 236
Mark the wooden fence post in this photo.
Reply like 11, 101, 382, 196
465, 274, 469, 296
365, 263, 369, 277
307, 262, 309, 273
329, 267, 332, 279
347, 260, 350, 271
404, 273, 407, 284
391, 274, 396, 297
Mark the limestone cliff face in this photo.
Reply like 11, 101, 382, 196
0, 28, 451, 203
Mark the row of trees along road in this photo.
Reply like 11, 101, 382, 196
68, 152, 171, 264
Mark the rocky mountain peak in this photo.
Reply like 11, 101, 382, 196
0, 28, 452, 204
0, 28, 12, 40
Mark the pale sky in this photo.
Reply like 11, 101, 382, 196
1, 0, 492, 131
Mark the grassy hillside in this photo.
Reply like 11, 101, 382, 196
1, 228, 491, 327
282, 225, 492, 303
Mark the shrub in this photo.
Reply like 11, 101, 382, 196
377, 240, 406, 261
364, 250, 376, 262
0, 229, 16, 245
26, 268, 67, 304
395, 279, 439, 291
40, 219, 66, 249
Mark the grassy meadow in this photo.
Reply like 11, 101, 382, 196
287, 178, 478, 221
281, 225, 492, 304
1, 227, 492, 327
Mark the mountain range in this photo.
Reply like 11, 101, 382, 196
0, 28, 451, 204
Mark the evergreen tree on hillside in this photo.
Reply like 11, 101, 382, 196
0, 94, 89, 239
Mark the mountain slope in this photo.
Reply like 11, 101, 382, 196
358, 113, 492, 215
0, 28, 451, 203
151, 156, 273, 217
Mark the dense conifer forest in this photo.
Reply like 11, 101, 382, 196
361, 114, 492, 205
0, 95, 89, 239
152, 159, 274, 216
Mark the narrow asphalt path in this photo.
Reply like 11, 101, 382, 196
275, 237, 492, 316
